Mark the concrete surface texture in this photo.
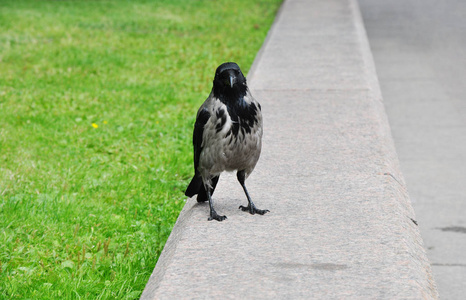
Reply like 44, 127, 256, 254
358, 1, 466, 298
141, 0, 438, 298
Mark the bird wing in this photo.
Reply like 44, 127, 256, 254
193, 103, 210, 172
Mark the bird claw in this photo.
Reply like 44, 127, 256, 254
239, 204, 270, 215
208, 212, 227, 222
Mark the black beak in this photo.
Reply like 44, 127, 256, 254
229, 75, 236, 88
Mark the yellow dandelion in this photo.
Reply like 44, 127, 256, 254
92, 123, 98, 128
103, 120, 108, 124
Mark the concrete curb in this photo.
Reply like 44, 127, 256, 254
141, 0, 438, 298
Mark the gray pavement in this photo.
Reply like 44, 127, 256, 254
141, 0, 437, 298
358, 1, 466, 298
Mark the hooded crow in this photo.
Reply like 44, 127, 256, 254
185, 62, 269, 221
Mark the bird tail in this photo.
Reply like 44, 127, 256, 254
195, 175, 220, 202
185, 175, 203, 198
185, 175, 220, 203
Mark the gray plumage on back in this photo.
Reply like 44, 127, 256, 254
185, 62, 269, 221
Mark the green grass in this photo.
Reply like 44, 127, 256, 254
0, 0, 281, 298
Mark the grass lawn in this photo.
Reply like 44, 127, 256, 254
0, 0, 281, 298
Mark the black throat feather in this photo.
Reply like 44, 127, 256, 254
213, 85, 259, 137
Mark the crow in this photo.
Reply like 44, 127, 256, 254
185, 62, 269, 221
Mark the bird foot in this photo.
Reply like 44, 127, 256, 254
208, 211, 227, 222
239, 204, 270, 215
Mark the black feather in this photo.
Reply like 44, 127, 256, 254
193, 108, 210, 172
185, 172, 202, 197
215, 108, 226, 133
185, 107, 210, 197
226, 99, 259, 137
196, 175, 220, 202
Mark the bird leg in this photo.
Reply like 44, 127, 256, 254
206, 184, 227, 221
237, 171, 269, 215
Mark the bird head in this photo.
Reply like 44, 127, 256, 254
213, 62, 247, 99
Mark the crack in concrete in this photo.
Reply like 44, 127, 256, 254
437, 226, 466, 234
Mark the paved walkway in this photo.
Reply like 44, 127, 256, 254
359, 1, 466, 298
141, 0, 437, 298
